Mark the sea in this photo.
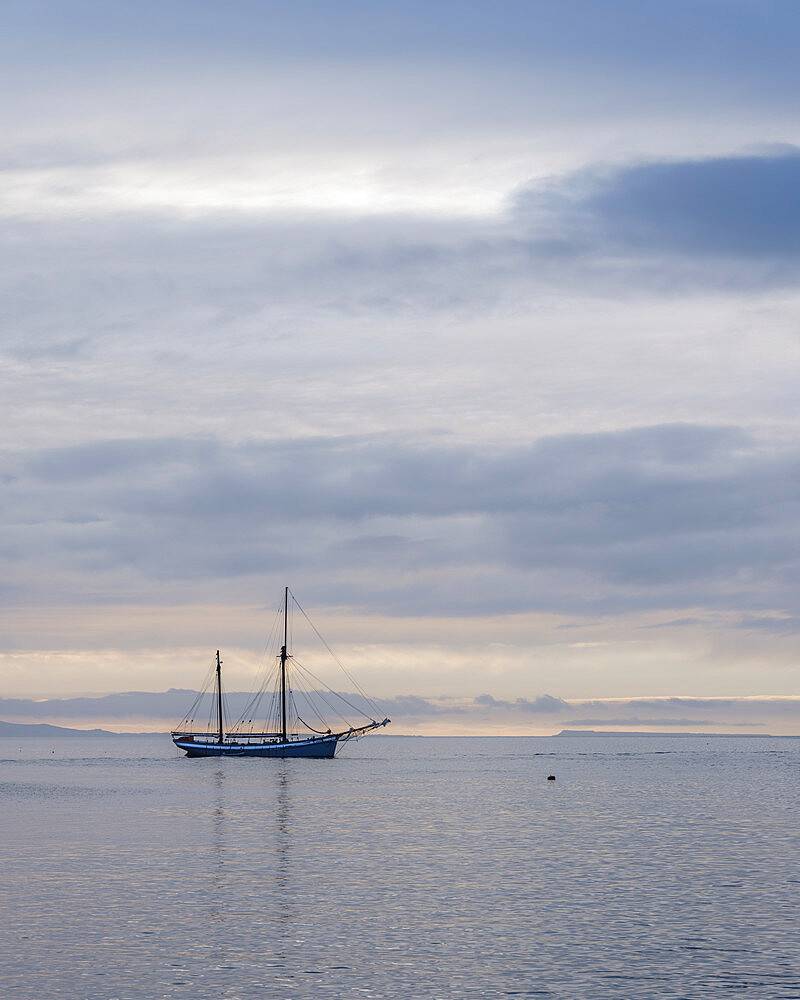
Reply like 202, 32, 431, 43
1, 734, 798, 999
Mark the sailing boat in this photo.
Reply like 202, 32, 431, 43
171, 588, 390, 758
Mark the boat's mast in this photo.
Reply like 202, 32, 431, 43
280, 586, 288, 742
216, 649, 224, 745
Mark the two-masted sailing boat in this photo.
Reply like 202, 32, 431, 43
171, 588, 390, 758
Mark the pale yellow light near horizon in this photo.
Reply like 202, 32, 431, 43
3, 601, 800, 703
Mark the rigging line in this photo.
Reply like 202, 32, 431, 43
289, 661, 353, 726
233, 659, 280, 729
206, 691, 216, 735
294, 680, 337, 731
289, 589, 382, 716
291, 655, 376, 721
239, 626, 277, 708
286, 678, 328, 726
177, 660, 217, 727
289, 590, 385, 717
251, 666, 278, 732
290, 661, 355, 727
194, 662, 219, 733
252, 664, 278, 728
290, 661, 358, 729
290, 668, 360, 725
260, 602, 283, 659
233, 607, 284, 726
265, 685, 281, 734
230, 600, 283, 728
297, 716, 331, 735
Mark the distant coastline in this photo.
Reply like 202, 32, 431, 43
555, 729, 776, 738
0, 720, 160, 738
0, 719, 787, 739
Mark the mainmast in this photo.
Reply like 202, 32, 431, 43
280, 586, 288, 741
215, 649, 224, 745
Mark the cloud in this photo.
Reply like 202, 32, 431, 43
504, 148, 800, 295
0, 687, 390, 727
474, 694, 569, 713
5, 1, 800, 158
6, 422, 800, 619
2, 690, 797, 735
736, 614, 800, 634
4, 152, 800, 407
585, 150, 800, 258
4, 3, 800, 708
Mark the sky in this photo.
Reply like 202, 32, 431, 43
2, 0, 800, 733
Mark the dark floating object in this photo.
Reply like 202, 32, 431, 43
547, 775, 556, 781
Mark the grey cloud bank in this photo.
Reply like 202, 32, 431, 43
584, 151, 800, 258
6, 424, 800, 619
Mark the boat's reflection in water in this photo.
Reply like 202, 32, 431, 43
205, 760, 295, 978
273, 763, 292, 968
209, 768, 227, 925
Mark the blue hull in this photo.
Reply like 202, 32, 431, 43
173, 735, 338, 758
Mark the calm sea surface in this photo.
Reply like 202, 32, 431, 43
1, 734, 798, 999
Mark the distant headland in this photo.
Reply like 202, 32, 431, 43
0, 719, 124, 738
556, 729, 773, 738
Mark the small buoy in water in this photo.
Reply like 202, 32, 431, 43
547, 775, 556, 781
